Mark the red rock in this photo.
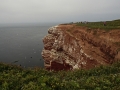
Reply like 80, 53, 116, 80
42, 24, 120, 71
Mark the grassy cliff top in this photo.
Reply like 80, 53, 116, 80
75, 19, 120, 31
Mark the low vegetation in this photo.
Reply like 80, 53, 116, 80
0, 61, 120, 90
76, 19, 120, 31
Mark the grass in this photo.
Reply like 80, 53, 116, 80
0, 61, 120, 90
76, 19, 120, 31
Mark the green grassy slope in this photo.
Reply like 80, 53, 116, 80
0, 62, 120, 90
76, 19, 120, 31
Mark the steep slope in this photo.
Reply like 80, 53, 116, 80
42, 24, 120, 71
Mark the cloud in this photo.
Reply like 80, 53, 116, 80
0, 0, 120, 24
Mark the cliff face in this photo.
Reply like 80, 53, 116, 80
42, 24, 120, 71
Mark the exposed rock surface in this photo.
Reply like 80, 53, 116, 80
42, 24, 120, 71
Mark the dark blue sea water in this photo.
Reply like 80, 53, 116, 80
0, 24, 54, 68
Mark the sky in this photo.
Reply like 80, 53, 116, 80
0, 0, 120, 24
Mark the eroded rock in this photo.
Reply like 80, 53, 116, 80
42, 24, 120, 71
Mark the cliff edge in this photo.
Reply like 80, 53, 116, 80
42, 24, 120, 71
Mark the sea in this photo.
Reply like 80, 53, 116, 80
0, 23, 57, 68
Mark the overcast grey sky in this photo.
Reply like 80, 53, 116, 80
0, 0, 120, 24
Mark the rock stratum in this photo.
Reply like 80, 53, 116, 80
42, 24, 120, 71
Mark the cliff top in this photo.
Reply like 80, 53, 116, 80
60, 19, 120, 31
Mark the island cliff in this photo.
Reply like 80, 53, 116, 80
42, 24, 120, 71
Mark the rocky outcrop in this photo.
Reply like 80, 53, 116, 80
42, 24, 120, 71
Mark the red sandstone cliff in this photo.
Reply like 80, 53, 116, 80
42, 24, 120, 71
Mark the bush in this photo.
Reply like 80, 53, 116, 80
0, 61, 120, 90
